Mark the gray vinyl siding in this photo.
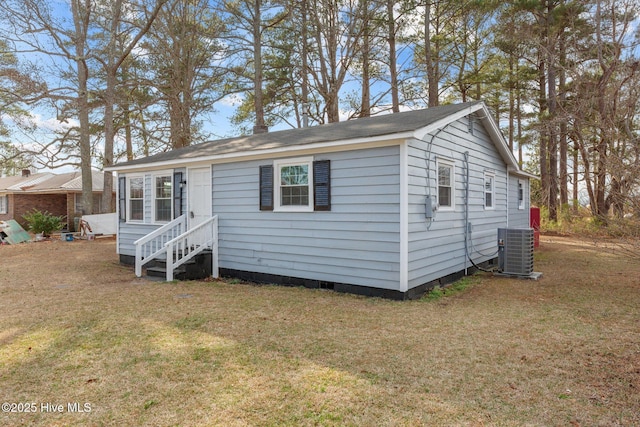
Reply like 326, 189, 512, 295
213, 146, 402, 290
508, 174, 530, 228
407, 117, 508, 288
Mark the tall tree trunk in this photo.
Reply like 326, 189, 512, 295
517, 83, 523, 167
387, 0, 399, 113
360, 0, 370, 118
301, 0, 309, 127
508, 54, 515, 152
425, 0, 438, 107
539, 59, 548, 215
573, 139, 578, 210
124, 103, 133, 161
559, 30, 568, 207
253, 0, 267, 133
72, 0, 93, 215
546, 0, 558, 221
101, 0, 122, 213
547, 64, 558, 221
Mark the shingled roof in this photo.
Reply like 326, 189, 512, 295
111, 102, 489, 170
0, 171, 112, 193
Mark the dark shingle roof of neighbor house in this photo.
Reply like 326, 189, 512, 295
113, 102, 484, 169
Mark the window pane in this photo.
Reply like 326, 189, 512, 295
438, 166, 450, 186
518, 182, 524, 202
130, 200, 143, 220
485, 177, 493, 191
281, 186, 309, 206
130, 177, 144, 199
281, 165, 308, 186
156, 176, 172, 198
485, 176, 493, 207
438, 187, 451, 207
155, 199, 172, 222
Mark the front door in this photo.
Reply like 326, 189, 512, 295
188, 167, 212, 229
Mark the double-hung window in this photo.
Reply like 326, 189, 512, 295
518, 180, 525, 210
154, 174, 173, 222
128, 176, 144, 222
484, 172, 494, 209
260, 157, 330, 212
274, 157, 313, 212
0, 195, 7, 214
437, 159, 455, 210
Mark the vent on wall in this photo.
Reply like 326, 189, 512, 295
497, 228, 534, 276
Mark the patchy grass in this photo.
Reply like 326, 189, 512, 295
421, 276, 480, 301
0, 236, 639, 426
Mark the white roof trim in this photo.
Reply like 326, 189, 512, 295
508, 168, 539, 180
413, 103, 519, 171
412, 103, 484, 141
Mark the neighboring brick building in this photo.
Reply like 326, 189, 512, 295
0, 170, 115, 232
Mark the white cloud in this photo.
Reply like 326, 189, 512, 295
13, 112, 79, 133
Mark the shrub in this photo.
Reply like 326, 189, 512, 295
22, 209, 65, 237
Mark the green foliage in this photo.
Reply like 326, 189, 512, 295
22, 209, 65, 236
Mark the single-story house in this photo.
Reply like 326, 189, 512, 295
0, 170, 115, 231
108, 101, 534, 299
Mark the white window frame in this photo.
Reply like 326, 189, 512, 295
436, 158, 455, 211
0, 194, 7, 214
484, 172, 495, 210
274, 157, 314, 212
518, 179, 525, 210
153, 171, 173, 223
127, 175, 145, 223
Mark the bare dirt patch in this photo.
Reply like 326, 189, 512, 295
0, 236, 639, 426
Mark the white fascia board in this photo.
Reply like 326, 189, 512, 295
414, 102, 521, 172
475, 104, 520, 170
106, 133, 412, 174
412, 103, 485, 141
508, 167, 539, 180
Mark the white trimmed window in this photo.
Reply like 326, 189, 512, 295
153, 173, 173, 222
127, 176, 144, 222
0, 195, 7, 214
518, 180, 525, 210
484, 172, 495, 209
274, 157, 314, 212
437, 158, 455, 210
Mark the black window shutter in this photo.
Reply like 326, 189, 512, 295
259, 165, 274, 211
118, 176, 126, 222
173, 172, 183, 219
313, 160, 331, 211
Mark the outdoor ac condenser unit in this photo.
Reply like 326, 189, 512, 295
497, 228, 534, 276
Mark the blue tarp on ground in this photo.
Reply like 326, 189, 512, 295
0, 220, 31, 244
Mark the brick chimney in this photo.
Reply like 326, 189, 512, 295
22, 169, 31, 178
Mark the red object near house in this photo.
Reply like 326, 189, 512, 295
530, 207, 541, 248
